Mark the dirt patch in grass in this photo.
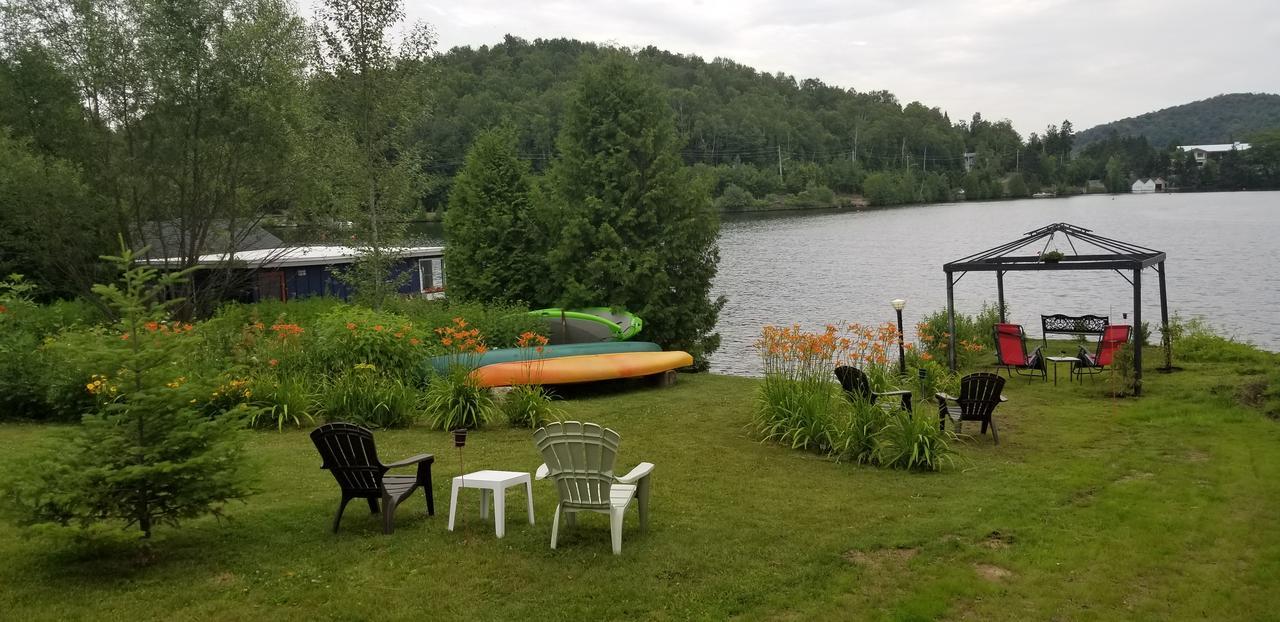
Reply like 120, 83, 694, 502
843, 547, 918, 568
1186, 450, 1210, 463
973, 563, 1013, 582
210, 572, 237, 587
982, 531, 1015, 549
1117, 470, 1154, 483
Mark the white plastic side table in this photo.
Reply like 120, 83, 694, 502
447, 470, 534, 538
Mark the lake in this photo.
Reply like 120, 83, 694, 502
400, 191, 1280, 376
710, 191, 1280, 375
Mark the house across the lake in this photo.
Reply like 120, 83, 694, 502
1131, 177, 1166, 193
1176, 142, 1251, 166
145, 245, 446, 302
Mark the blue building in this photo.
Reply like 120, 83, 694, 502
148, 245, 446, 302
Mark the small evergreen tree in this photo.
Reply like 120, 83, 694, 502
6, 244, 253, 541
545, 54, 725, 364
444, 127, 549, 306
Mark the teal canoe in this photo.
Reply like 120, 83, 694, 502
425, 341, 662, 374
530, 307, 644, 344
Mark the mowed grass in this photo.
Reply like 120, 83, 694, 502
2, 357, 1280, 621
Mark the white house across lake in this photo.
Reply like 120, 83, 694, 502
1131, 177, 1166, 193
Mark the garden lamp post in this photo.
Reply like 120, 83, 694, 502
891, 298, 907, 375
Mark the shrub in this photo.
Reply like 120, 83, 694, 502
308, 306, 430, 382
5, 247, 253, 540
500, 385, 560, 428
829, 398, 892, 465
753, 324, 843, 452
714, 183, 759, 211
422, 367, 495, 430
248, 373, 316, 430
384, 298, 545, 349
918, 302, 1000, 370
876, 408, 956, 472
318, 365, 420, 429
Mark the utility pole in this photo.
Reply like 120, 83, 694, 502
852, 126, 859, 162
1016, 148, 1020, 172
923, 146, 928, 173
777, 144, 783, 180
900, 137, 907, 171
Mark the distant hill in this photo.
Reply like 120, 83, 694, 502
1075, 93, 1280, 150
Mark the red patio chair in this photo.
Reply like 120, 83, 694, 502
992, 323, 1046, 381
1072, 324, 1132, 382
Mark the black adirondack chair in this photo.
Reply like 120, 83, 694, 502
310, 422, 435, 534
834, 366, 913, 411
936, 372, 1008, 444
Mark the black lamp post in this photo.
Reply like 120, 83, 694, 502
891, 298, 907, 376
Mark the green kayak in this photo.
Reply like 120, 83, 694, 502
530, 307, 644, 344
425, 341, 662, 374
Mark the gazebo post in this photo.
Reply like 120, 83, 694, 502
996, 270, 1006, 323
946, 272, 957, 371
1133, 268, 1143, 396
1158, 261, 1171, 369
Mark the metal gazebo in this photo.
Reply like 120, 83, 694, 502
943, 222, 1169, 395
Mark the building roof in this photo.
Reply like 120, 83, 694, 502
142, 245, 445, 269
1176, 142, 1251, 153
136, 220, 286, 257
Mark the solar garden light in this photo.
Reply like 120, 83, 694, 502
452, 428, 468, 484
891, 298, 907, 375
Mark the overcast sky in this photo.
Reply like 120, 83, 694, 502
349, 0, 1279, 135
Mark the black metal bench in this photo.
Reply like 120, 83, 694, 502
1040, 314, 1109, 348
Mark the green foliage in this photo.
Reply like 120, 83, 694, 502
247, 374, 316, 431
445, 127, 548, 306
499, 385, 561, 429
828, 398, 891, 465
307, 306, 429, 382
384, 298, 545, 349
5, 246, 253, 540
0, 131, 109, 299
1006, 173, 1030, 198
876, 408, 956, 472
421, 367, 495, 430
753, 376, 839, 452
714, 183, 761, 211
918, 303, 1001, 369
1075, 93, 1280, 150
545, 53, 725, 364
318, 366, 420, 429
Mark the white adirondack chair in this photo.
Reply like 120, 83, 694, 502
533, 421, 654, 555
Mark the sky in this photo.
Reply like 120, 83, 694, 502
326, 0, 1279, 135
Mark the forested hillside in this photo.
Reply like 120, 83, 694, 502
1075, 93, 1280, 149
423, 36, 1036, 208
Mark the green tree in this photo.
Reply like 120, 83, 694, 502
5, 244, 253, 541
0, 131, 109, 299
1006, 173, 1029, 198
313, 0, 435, 308
545, 53, 725, 363
444, 127, 548, 306
10, 0, 320, 314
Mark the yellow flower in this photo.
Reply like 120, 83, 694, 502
354, 363, 377, 371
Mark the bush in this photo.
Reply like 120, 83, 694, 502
918, 302, 1001, 370
829, 398, 892, 465
422, 367, 495, 430
318, 365, 420, 429
876, 408, 956, 472
384, 298, 545, 350
500, 384, 560, 428
248, 373, 316, 430
308, 306, 431, 382
5, 248, 254, 540
714, 183, 759, 211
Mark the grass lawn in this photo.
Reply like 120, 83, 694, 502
2, 354, 1280, 621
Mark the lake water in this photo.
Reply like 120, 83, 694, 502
401, 191, 1280, 376
710, 191, 1280, 375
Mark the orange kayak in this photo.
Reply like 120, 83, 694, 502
469, 351, 693, 388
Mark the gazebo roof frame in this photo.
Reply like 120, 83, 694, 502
941, 222, 1170, 396
945, 222, 1166, 274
